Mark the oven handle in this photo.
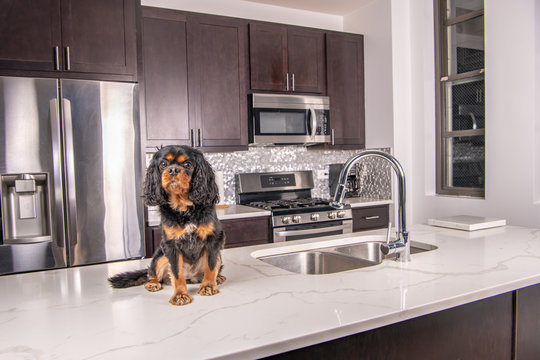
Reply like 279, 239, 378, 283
275, 223, 351, 237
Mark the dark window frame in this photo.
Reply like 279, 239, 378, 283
434, 1, 485, 198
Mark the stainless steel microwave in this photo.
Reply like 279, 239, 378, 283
249, 93, 330, 146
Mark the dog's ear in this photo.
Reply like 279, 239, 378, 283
189, 152, 219, 207
143, 156, 167, 206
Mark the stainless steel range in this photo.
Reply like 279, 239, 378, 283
236, 171, 352, 242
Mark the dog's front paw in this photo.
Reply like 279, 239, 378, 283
216, 275, 226, 285
198, 283, 219, 296
144, 280, 162, 292
169, 292, 193, 306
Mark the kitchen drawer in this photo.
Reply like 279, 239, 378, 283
352, 205, 389, 232
222, 216, 271, 248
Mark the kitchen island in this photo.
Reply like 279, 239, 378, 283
1, 224, 539, 359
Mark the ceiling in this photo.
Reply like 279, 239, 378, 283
241, 0, 373, 16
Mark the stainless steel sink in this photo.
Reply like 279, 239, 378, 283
256, 240, 437, 275
258, 250, 379, 275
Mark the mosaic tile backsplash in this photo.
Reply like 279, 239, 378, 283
202, 146, 392, 204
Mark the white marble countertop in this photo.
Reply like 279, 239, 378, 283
1, 224, 539, 360
216, 204, 270, 220
342, 197, 393, 208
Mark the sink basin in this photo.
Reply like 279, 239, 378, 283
255, 240, 438, 275
258, 250, 378, 275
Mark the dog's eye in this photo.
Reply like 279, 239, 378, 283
159, 160, 168, 170
183, 161, 193, 170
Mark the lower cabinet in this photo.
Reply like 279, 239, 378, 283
221, 216, 272, 248
144, 216, 271, 257
352, 205, 389, 232
264, 283, 540, 360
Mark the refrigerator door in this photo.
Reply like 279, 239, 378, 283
61, 79, 143, 266
0, 76, 67, 274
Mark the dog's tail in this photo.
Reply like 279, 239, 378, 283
108, 269, 148, 288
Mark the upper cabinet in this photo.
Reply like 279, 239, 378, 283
326, 32, 366, 148
0, 0, 137, 81
249, 23, 325, 94
141, 7, 248, 151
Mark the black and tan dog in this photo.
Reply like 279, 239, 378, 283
108, 145, 225, 305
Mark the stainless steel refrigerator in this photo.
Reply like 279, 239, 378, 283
0, 76, 144, 275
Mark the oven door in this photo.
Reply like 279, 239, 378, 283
273, 219, 353, 242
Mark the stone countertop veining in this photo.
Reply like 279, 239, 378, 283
1, 224, 539, 359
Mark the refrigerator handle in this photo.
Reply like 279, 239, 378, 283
62, 98, 78, 247
49, 97, 66, 249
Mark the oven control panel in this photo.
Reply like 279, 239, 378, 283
273, 208, 352, 227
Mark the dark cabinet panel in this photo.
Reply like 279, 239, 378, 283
222, 216, 271, 248
60, 0, 137, 77
352, 205, 389, 232
0, 0, 62, 71
326, 32, 365, 148
0, 0, 137, 79
188, 14, 249, 149
287, 28, 325, 94
516, 283, 540, 359
141, 8, 248, 151
141, 8, 191, 146
249, 23, 288, 92
249, 22, 325, 94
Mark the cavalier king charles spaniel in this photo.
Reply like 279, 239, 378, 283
108, 145, 225, 306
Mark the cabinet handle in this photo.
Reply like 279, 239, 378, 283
291, 73, 295, 91
197, 129, 201, 147
190, 129, 194, 147
65, 46, 71, 70
331, 128, 335, 145
54, 46, 60, 70
285, 73, 290, 91
364, 215, 380, 220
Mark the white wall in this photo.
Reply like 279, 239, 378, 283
141, 0, 343, 31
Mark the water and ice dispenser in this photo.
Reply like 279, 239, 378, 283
0, 173, 52, 244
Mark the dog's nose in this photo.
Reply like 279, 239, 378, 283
168, 167, 180, 177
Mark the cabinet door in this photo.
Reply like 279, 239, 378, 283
188, 15, 249, 150
326, 32, 365, 148
222, 217, 271, 248
287, 28, 325, 94
60, 0, 136, 77
249, 23, 288, 91
141, 7, 192, 147
352, 205, 389, 232
0, 0, 62, 72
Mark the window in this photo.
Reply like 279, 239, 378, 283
434, 0, 485, 197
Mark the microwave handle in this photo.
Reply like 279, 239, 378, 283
309, 107, 317, 139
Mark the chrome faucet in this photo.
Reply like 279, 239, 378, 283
331, 150, 410, 261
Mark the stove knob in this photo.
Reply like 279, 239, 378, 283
310, 213, 320, 221
293, 215, 302, 223
328, 211, 337, 220
282, 216, 292, 224
337, 210, 346, 218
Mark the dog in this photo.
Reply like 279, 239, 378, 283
108, 145, 226, 306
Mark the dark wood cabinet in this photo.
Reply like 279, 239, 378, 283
0, 0, 137, 80
352, 205, 389, 232
144, 216, 271, 256
141, 8, 192, 147
221, 216, 271, 248
141, 7, 248, 151
188, 14, 249, 149
249, 23, 325, 94
326, 32, 365, 148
